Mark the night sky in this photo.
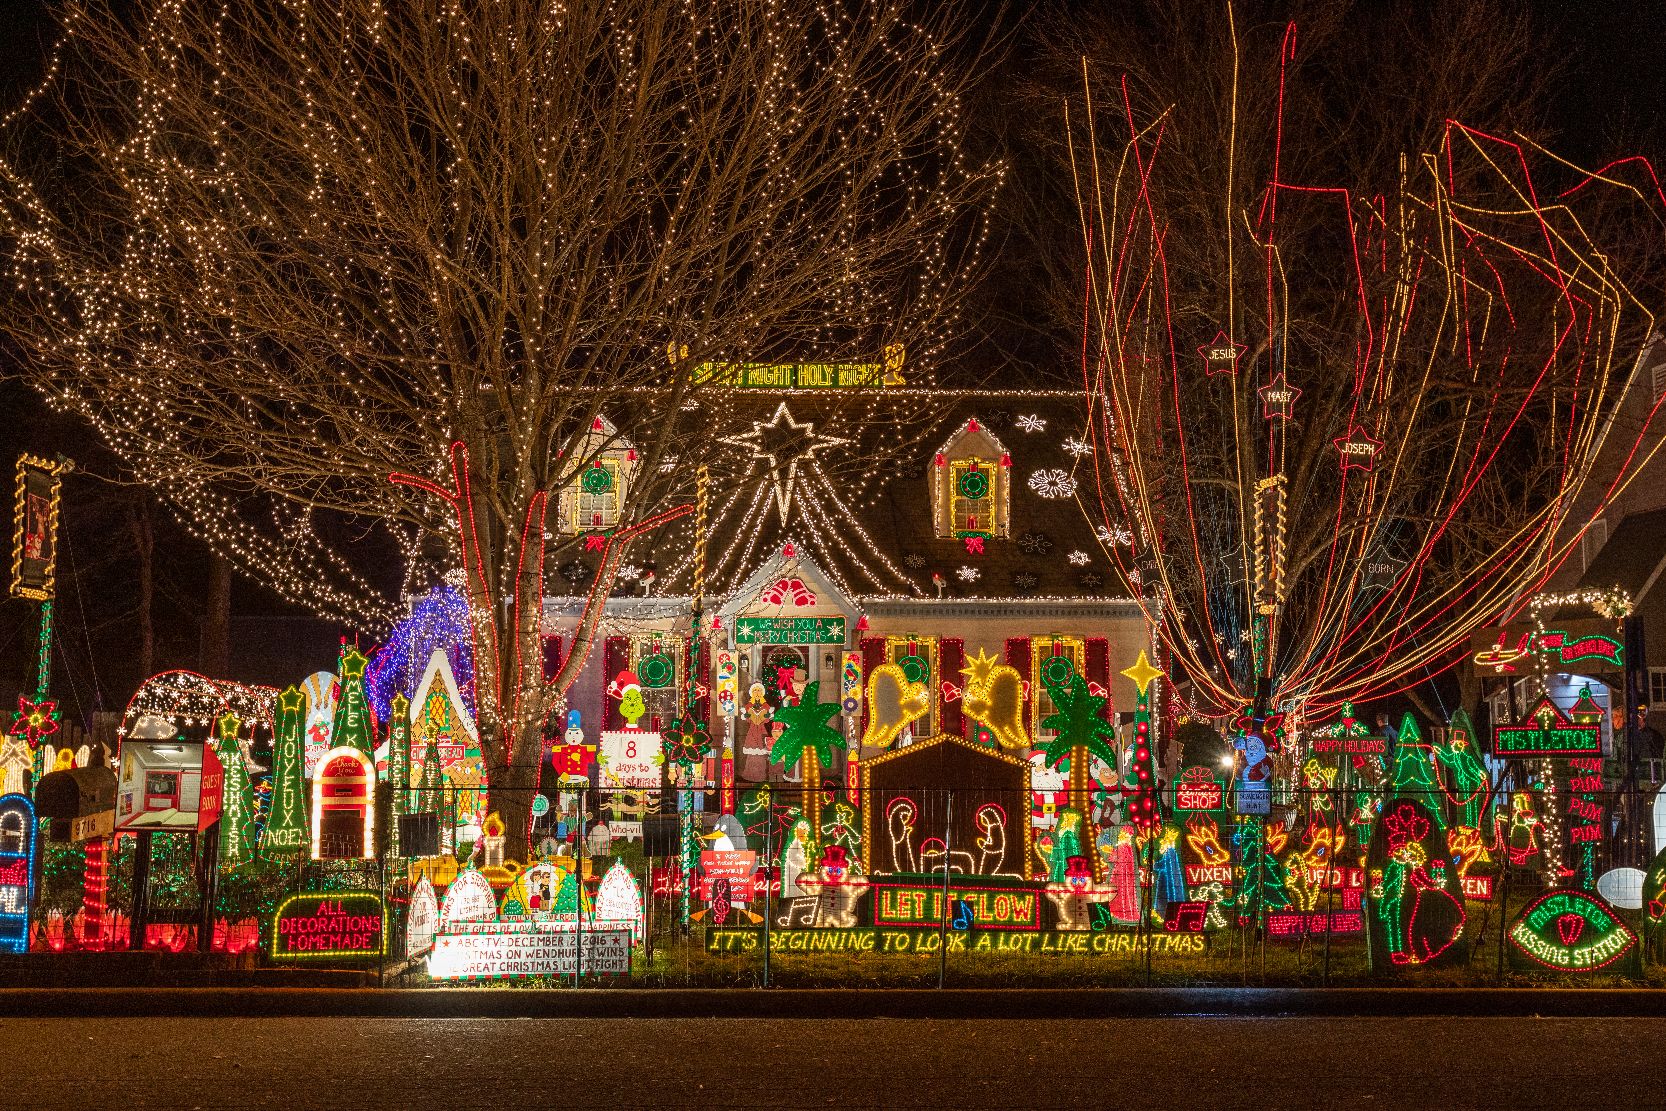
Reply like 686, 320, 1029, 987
1, 0, 1664, 728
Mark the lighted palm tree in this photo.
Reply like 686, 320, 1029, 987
769, 681, 846, 851
1040, 673, 1118, 821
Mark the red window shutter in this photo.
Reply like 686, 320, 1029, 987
602, 635, 629, 731
541, 635, 565, 684
1086, 637, 1112, 721
860, 637, 886, 738
939, 638, 966, 737
1005, 636, 1032, 739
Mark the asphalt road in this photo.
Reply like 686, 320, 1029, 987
5, 1015, 1662, 1109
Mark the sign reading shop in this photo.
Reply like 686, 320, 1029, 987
271, 892, 385, 960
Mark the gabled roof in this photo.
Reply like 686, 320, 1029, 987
1579, 505, 1666, 602
551, 391, 1126, 604
410, 648, 478, 741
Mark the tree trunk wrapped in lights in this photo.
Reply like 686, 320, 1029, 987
0, 0, 995, 857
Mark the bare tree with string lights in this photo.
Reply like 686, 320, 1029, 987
0, 0, 996, 854
1063, 13, 1666, 734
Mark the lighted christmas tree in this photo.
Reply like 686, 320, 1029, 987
263, 686, 308, 856
1121, 651, 1162, 830
1389, 714, 1445, 832
1236, 818, 1290, 923
214, 713, 259, 871
330, 645, 376, 758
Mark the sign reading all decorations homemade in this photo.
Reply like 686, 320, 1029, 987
427, 921, 633, 979
270, 892, 385, 960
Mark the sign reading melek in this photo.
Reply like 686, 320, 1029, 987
271, 892, 385, 960
1492, 723, 1600, 757
734, 616, 847, 646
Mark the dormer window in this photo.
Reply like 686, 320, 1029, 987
931, 417, 1010, 539
558, 416, 636, 535
576, 460, 621, 530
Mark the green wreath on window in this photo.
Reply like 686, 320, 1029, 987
638, 652, 675, 689
956, 468, 990, 500
898, 653, 931, 685
1039, 653, 1076, 691
580, 464, 614, 494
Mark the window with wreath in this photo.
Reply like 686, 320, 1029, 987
1031, 635, 1085, 743
930, 418, 1010, 539
886, 635, 938, 737
572, 459, 621, 531
558, 415, 636, 534
630, 636, 680, 731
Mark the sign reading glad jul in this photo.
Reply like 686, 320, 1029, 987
270, 893, 385, 960
706, 928, 1206, 957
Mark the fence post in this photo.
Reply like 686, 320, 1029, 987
937, 789, 953, 990
762, 783, 772, 988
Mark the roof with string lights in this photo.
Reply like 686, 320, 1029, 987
546, 390, 1132, 605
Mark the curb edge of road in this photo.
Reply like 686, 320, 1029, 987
5, 987, 1666, 1019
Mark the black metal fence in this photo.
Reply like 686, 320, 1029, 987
40, 777, 1666, 986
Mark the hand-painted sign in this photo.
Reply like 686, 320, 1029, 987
427, 922, 631, 979
10, 456, 64, 601
734, 616, 847, 646
271, 892, 385, 959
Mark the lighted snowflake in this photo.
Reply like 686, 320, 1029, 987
1080, 572, 1104, 591
956, 565, 980, 583
903, 552, 928, 570
1018, 531, 1053, 556
1011, 571, 1038, 595
617, 564, 642, 581
1063, 437, 1093, 458
558, 560, 591, 586
1095, 523, 1134, 547
1016, 414, 1047, 433
1067, 550, 1091, 566
1028, 468, 1077, 499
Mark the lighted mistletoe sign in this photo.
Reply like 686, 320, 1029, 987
1508, 889, 1637, 972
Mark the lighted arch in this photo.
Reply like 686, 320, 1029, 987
311, 746, 375, 860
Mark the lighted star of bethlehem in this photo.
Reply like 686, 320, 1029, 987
720, 402, 850, 523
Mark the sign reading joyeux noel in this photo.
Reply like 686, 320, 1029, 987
270, 892, 385, 959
